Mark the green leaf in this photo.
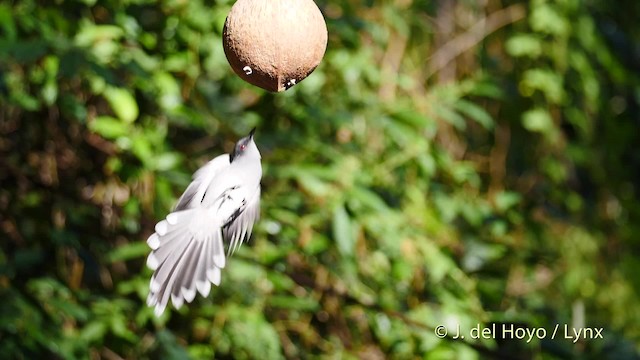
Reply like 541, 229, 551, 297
349, 187, 389, 213
521, 68, 565, 104
419, 241, 455, 283
41, 81, 57, 106
164, 51, 193, 72
455, 99, 494, 130
154, 72, 182, 111
110, 314, 137, 342
75, 24, 124, 47
302, 234, 330, 255
153, 152, 182, 171
104, 87, 139, 123
522, 108, 553, 133
89, 116, 129, 139
506, 34, 543, 58
266, 272, 295, 291
295, 172, 333, 198
530, 3, 569, 37
332, 203, 355, 257
80, 322, 107, 343
0, 4, 17, 40
468, 80, 504, 100
436, 105, 466, 130
494, 191, 521, 212
130, 134, 154, 164
106, 241, 149, 262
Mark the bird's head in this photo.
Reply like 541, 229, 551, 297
230, 128, 260, 162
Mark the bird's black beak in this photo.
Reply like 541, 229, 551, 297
249, 127, 256, 139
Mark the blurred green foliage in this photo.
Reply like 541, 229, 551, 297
1, 0, 639, 358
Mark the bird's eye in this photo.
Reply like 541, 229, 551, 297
240, 144, 246, 151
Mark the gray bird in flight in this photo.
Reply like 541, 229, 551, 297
146, 129, 262, 316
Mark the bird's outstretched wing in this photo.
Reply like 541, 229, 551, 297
146, 208, 226, 317
224, 186, 261, 255
174, 154, 230, 211
146, 154, 232, 317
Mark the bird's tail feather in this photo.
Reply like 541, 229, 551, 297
146, 208, 225, 317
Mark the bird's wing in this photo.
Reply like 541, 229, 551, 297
146, 207, 226, 317
174, 154, 230, 211
223, 185, 261, 255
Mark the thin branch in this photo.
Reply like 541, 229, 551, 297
427, 4, 526, 78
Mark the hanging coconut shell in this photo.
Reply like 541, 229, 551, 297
222, 0, 328, 92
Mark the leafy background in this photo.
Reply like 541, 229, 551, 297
1, 0, 639, 358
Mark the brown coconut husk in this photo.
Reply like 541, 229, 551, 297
223, 0, 328, 92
